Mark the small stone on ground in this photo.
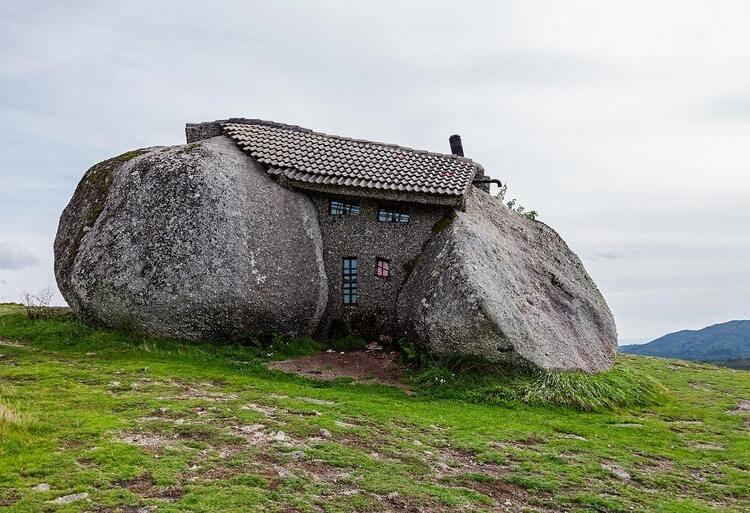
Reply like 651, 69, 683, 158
602, 463, 631, 480
48, 492, 89, 504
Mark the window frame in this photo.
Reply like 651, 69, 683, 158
375, 258, 391, 279
377, 206, 410, 224
342, 257, 358, 305
329, 198, 360, 216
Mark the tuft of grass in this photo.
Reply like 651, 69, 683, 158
0, 400, 34, 431
513, 361, 667, 410
116, 149, 148, 162
410, 355, 667, 411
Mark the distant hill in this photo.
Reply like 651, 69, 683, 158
620, 320, 750, 364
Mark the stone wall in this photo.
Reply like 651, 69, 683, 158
308, 193, 447, 339
185, 122, 224, 143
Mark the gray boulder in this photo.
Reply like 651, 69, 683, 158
54, 136, 327, 340
398, 187, 617, 373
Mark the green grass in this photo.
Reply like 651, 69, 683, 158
410, 355, 666, 411
0, 303, 748, 512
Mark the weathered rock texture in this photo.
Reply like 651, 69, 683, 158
54, 136, 327, 340
397, 187, 618, 373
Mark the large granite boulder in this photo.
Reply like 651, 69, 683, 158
398, 187, 617, 373
54, 136, 327, 340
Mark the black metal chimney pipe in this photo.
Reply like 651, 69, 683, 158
449, 134, 464, 157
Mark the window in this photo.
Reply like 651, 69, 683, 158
330, 199, 360, 216
375, 258, 390, 278
377, 207, 410, 224
342, 257, 358, 305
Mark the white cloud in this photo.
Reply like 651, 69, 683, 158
0, 242, 39, 270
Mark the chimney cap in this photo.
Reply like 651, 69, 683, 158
449, 134, 464, 157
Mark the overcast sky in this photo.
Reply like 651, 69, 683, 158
1, 1, 748, 342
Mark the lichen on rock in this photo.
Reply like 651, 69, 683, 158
54, 136, 327, 340
397, 187, 618, 373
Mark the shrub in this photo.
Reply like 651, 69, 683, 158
22, 288, 55, 320
495, 183, 539, 220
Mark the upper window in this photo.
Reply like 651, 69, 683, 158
330, 199, 360, 216
377, 207, 410, 224
375, 258, 391, 278
342, 257, 358, 305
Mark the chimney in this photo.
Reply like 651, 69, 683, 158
449, 134, 464, 157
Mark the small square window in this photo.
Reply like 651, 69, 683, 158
375, 258, 390, 278
330, 199, 360, 216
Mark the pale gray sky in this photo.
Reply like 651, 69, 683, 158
1, 1, 748, 341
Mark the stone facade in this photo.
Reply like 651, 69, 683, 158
185, 122, 224, 143
307, 193, 448, 339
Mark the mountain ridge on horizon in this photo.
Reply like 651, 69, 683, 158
620, 319, 750, 366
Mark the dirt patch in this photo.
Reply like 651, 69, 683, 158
119, 431, 180, 451
0, 339, 25, 348
268, 351, 409, 389
726, 399, 750, 415
691, 442, 724, 451
95, 507, 156, 513
115, 474, 157, 493
431, 447, 508, 479
162, 381, 238, 402
451, 478, 541, 512
0, 491, 20, 507
115, 474, 184, 502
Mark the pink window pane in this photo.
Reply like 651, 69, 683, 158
376, 259, 390, 277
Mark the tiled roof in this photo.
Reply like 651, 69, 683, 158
221, 120, 480, 199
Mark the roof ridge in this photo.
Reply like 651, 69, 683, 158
211, 118, 479, 167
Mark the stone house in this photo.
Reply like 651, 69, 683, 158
185, 119, 498, 338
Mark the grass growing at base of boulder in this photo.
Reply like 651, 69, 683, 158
410, 355, 666, 411
0, 308, 324, 368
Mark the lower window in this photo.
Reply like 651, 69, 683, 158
375, 258, 390, 278
342, 257, 358, 304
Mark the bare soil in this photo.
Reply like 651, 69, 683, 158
268, 350, 410, 389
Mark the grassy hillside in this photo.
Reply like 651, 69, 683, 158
621, 320, 750, 362
1, 304, 748, 512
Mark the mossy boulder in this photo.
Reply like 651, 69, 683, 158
54, 136, 327, 340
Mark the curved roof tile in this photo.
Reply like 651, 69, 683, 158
222, 120, 480, 198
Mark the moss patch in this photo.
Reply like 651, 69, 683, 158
116, 149, 148, 162
432, 210, 457, 235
